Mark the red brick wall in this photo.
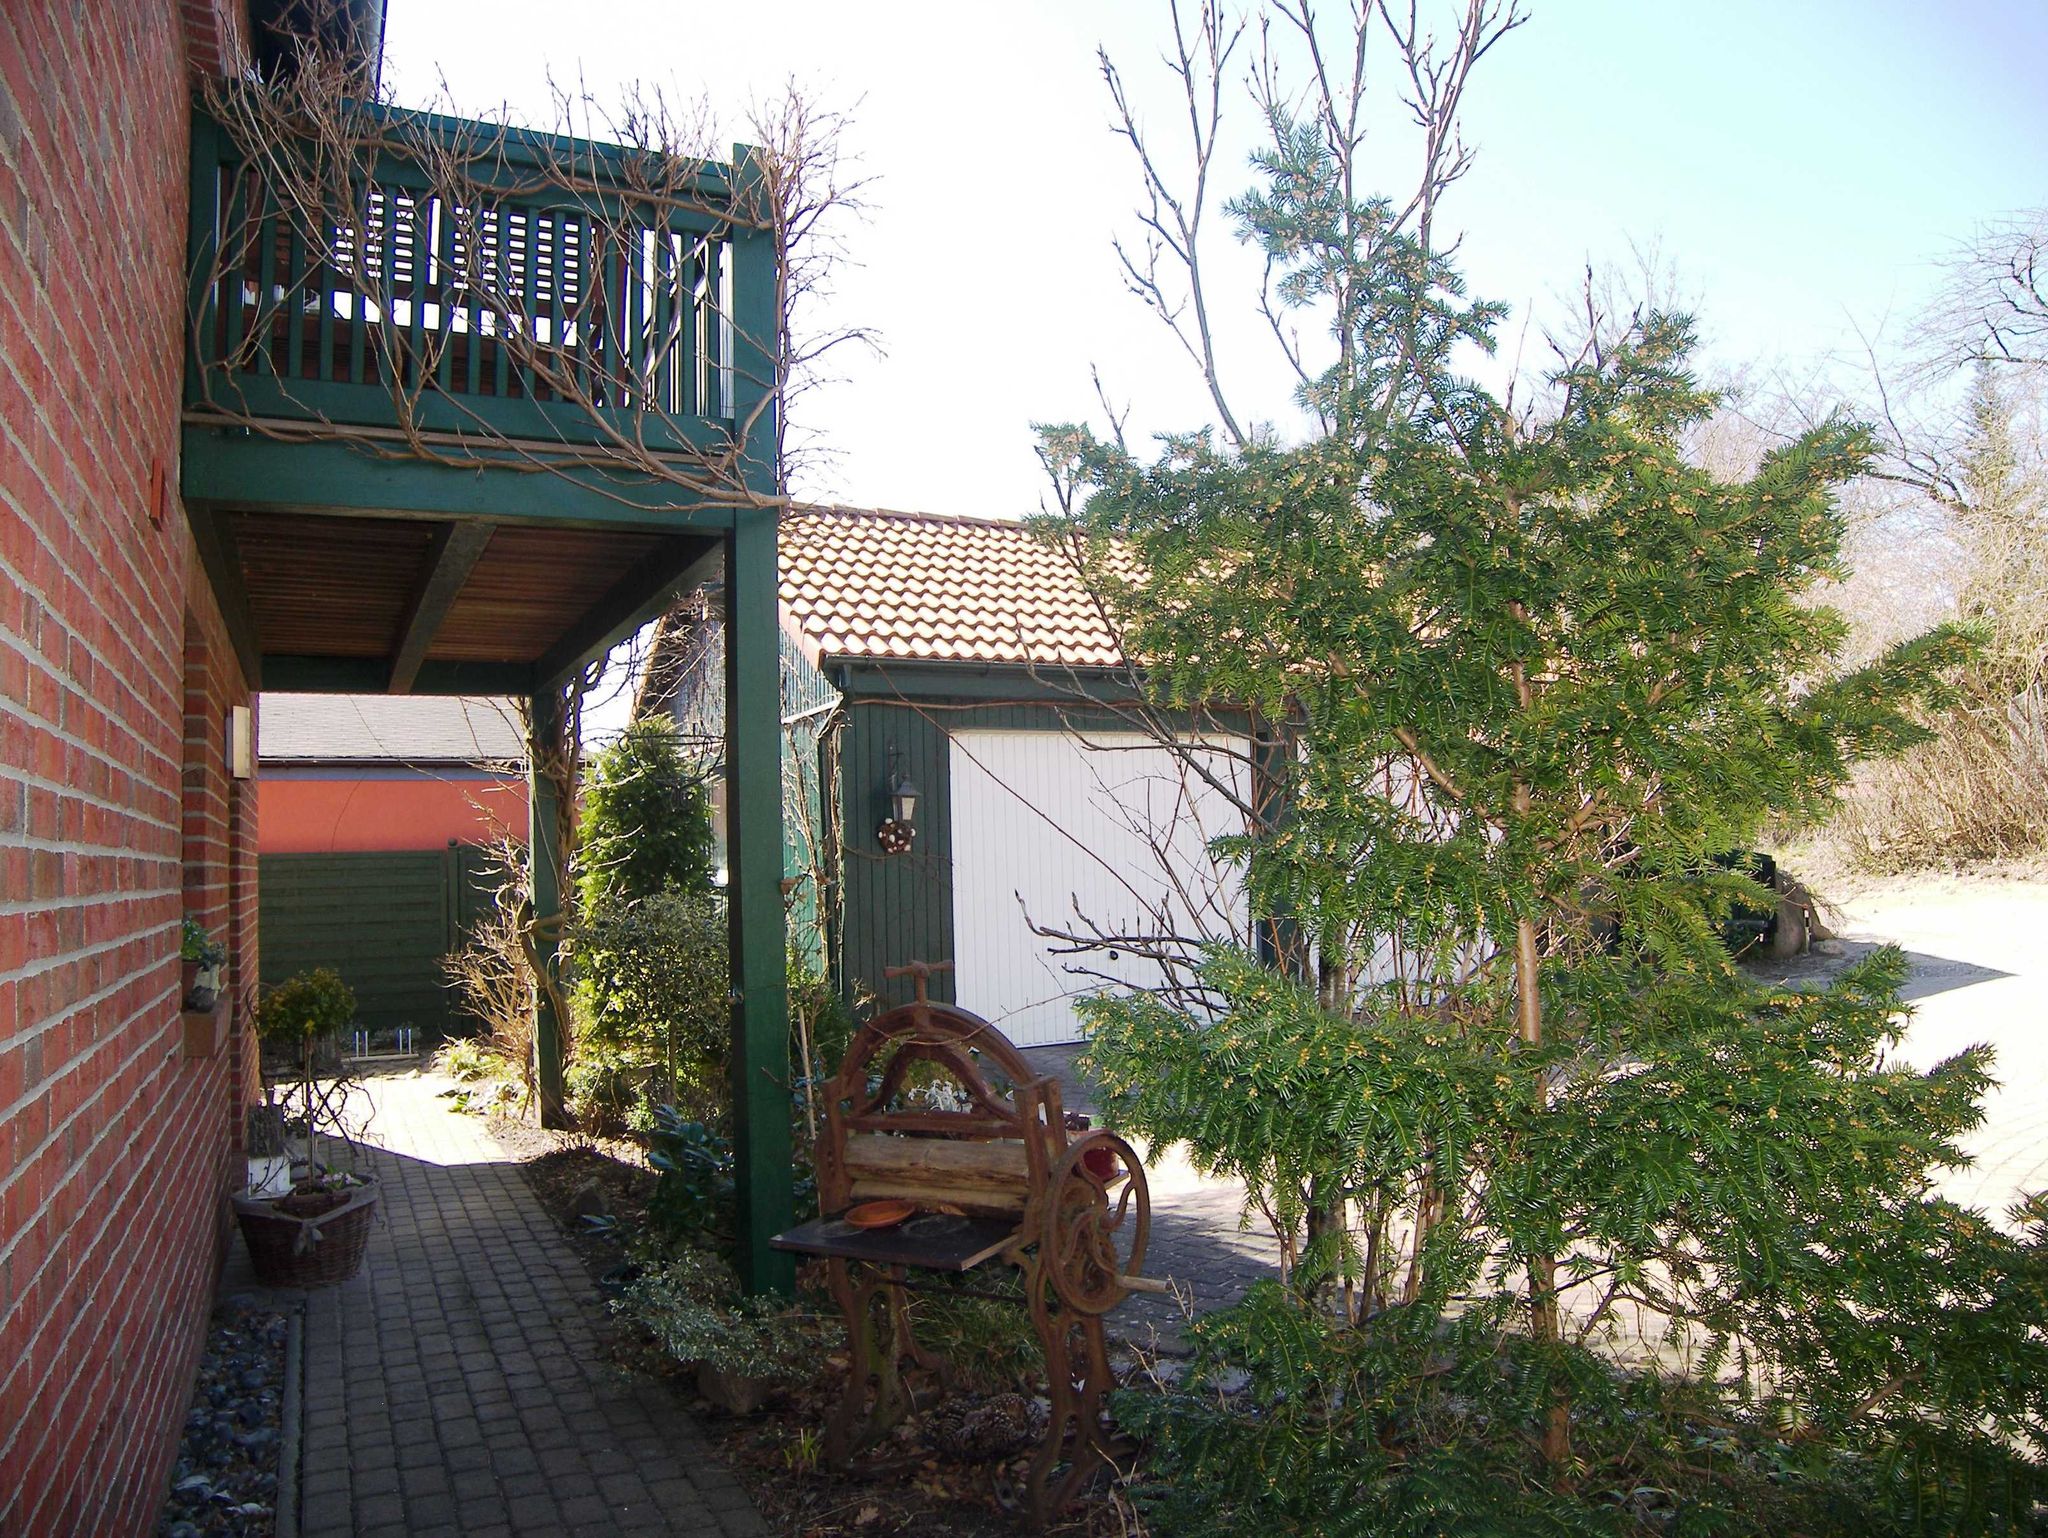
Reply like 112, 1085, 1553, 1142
184, 609, 263, 1149
0, 4, 254, 1536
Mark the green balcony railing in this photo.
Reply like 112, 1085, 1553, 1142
186, 106, 771, 459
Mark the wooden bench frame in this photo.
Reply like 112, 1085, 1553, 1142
780, 965, 1151, 1526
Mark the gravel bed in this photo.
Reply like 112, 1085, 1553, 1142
155, 1294, 294, 1538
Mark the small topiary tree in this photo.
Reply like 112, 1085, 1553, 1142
255, 966, 361, 1183
569, 888, 729, 1130
256, 965, 356, 1051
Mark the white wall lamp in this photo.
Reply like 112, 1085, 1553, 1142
228, 705, 254, 780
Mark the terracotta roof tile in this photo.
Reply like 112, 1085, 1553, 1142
779, 506, 1127, 669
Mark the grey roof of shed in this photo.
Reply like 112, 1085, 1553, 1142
258, 694, 526, 767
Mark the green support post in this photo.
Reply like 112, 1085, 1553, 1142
528, 690, 570, 1128
724, 143, 794, 1295
726, 516, 795, 1295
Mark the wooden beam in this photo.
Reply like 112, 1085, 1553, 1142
181, 428, 747, 532
527, 688, 570, 1128
728, 147, 780, 502
533, 537, 722, 688
726, 513, 794, 1295
262, 655, 533, 694
388, 521, 495, 692
185, 503, 264, 689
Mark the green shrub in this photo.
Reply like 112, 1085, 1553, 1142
432, 1037, 525, 1098
1091, 948, 2048, 1529
641, 1098, 818, 1254
576, 718, 716, 914
1117, 1272, 2048, 1537
570, 888, 729, 1131
570, 719, 724, 1132
616, 1247, 829, 1383
434, 1038, 489, 1081
644, 1107, 735, 1245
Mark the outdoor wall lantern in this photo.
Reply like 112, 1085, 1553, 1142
877, 748, 918, 855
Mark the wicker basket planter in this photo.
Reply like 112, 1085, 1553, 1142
232, 1177, 380, 1288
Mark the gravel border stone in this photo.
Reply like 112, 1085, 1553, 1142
156, 1292, 300, 1538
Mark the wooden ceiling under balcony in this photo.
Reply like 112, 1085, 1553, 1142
193, 505, 720, 697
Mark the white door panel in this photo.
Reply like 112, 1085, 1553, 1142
948, 730, 1248, 1047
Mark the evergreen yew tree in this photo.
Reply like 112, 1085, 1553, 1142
1038, 2, 2045, 1529
577, 716, 718, 913
571, 718, 727, 1127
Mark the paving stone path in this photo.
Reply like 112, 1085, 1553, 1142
295, 1075, 765, 1538
283, 881, 2046, 1534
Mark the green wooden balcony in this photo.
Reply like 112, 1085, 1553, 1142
178, 103, 781, 696
185, 104, 768, 464
177, 100, 794, 1287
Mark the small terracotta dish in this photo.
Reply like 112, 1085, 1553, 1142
845, 1199, 916, 1230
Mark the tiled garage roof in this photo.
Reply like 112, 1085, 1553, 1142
779, 506, 1128, 669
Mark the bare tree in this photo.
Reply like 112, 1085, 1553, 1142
1917, 209, 2048, 380
1782, 207, 2048, 871
1024, 0, 1522, 1017
1099, 0, 1524, 446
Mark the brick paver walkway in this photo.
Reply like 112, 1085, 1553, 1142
295, 1076, 765, 1538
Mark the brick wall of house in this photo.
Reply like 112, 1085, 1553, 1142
0, 3, 253, 1535
184, 602, 264, 1153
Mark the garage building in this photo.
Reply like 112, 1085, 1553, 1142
665, 506, 1252, 1046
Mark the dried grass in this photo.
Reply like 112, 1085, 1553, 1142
1829, 683, 2048, 873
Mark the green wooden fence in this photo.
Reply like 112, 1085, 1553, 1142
259, 844, 502, 1040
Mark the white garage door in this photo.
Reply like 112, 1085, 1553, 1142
948, 730, 1249, 1047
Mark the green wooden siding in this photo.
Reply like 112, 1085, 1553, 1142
831, 668, 1159, 1018
259, 845, 500, 1038
834, 693, 959, 1013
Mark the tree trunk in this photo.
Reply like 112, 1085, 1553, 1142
1517, 906, 1572, 1475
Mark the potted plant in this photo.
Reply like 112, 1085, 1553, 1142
231, 967, 381, 1287
180, 917, 227, 1011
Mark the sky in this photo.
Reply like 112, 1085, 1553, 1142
383, 0, 2048, 519
379, 1, 2048, 738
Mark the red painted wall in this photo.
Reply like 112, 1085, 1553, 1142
0, 3, 257, 1535
259, 775, 529, 853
